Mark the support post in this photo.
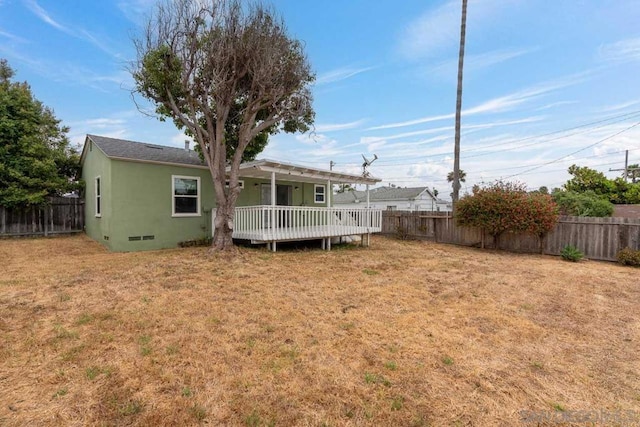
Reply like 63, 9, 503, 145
271, 171, 276, 235
366, 184, 370, 209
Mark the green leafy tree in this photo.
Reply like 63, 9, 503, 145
456, 181, 558, 251
132, 0, 314, 251
0, 59, 80, 208
563, 164, 640, 204
552, 190, 614, 217
564, 165, 613, 196
624, 164, 640, 183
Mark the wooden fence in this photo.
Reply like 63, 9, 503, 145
382, 211, 640, 261
0, 197, 84, 237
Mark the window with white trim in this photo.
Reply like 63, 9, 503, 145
314, 184, 326, 204
225, 179, 244, 189
95, 176, 101, 217
172, 175, 201, 216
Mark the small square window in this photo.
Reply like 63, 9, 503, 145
314, 184, 325, 204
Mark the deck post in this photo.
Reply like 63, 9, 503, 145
327, 237, 331, 251
366, 184, 370, 209
271, 171, 276, 238
321, 238, 325, 250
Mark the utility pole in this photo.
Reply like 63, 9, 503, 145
610, 150, 629, 182
452, 0, 468, 214
329, 161, 335, 171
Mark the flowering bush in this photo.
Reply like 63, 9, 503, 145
456, 181, 559, 249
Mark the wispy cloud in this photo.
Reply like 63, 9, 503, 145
535, 101, 578, 111
429, 47, 536, 78
24, 0, 72, 34
0, 29, 28, 43
117, 0, 156, 24
398, 0, 520, 60
314, 119, 367, 133
368, 73, 587, 131
315, 66, 375, 85
598, 99, 640, 113
24, 0, 121, 58
598, 37, 640, 63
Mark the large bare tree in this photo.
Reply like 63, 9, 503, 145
131, 0, 314, 251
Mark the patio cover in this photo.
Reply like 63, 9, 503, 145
232, 159, 381, 185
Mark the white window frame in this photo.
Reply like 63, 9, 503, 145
172, 175, 201, 217
225, 179, 244, 189
95, 176, 101, 217
314, 184, 326, 204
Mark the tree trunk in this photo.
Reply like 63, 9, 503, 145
451, 0, 468, 211
212, 201, 235, 251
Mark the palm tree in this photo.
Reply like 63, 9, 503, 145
447, 169, 466, 184
452, 0, 468, 209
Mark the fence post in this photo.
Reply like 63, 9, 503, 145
44, 204, 49, 237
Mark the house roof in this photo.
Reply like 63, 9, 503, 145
333, 186, 439, 203
82, 134, 380, 185
85, 134, 206, 167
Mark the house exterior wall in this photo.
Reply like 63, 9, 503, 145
85, 157, 329, 251
81, 141, 113, 249
107, 159, 214, 251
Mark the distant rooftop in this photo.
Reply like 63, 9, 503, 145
333, 186, 445, 203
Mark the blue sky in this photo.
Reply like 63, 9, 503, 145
1, 0, 640, 196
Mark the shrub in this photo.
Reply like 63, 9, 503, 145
560, 245, 583, 262
456, 181, 559, 249
616, 247, 640, 267
395, 225, 409, 240
552, 190, 614, 217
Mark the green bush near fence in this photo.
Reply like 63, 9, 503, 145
616, 247, 640, 267
560, 245, 584, 262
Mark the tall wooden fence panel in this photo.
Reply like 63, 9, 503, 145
0, 197, 84, 237
381, 211, 640, 261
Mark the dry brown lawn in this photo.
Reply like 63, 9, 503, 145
0, 234, 639, 426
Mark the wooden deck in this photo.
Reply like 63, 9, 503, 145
229, 206, 382, 249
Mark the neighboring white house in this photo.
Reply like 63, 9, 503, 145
333, 186, 452, 212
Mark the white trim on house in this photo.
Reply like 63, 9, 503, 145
171, 175, 201, 217
95, 176, 102, 217
314, 184, 326, 204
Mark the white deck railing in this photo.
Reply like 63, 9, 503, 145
232, 205, 382, 242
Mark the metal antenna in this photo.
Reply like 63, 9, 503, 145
361, 154, 378, 177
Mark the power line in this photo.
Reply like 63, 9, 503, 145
502, 121, 640, 180
330, 109, 640, 166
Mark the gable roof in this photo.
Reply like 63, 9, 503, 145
333, 186, 437, 203
85, 134, 206, 167
81, 134, 380, 184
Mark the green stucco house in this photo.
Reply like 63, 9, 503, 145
80, 135, 381, 252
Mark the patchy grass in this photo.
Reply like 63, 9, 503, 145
0, 234, 639, 425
